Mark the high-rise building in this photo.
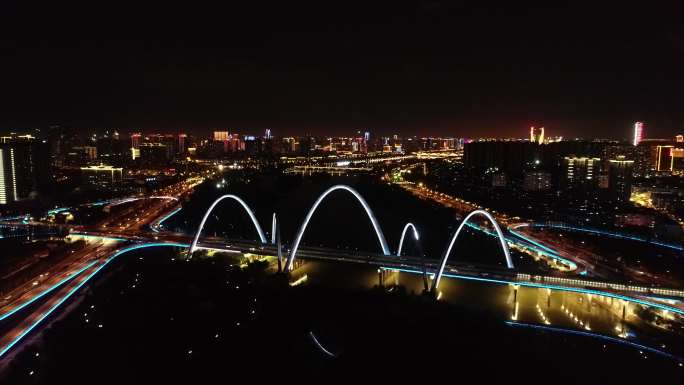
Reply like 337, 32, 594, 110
213, 131, 231, 153
264, 129, 272, 139
464, 140, 539, 177
523, 171, 552, 192
282, 137, 297, 153
0, 138, 52, 204
608, 156, 634, 203
672, 148, 684, 172
0, 146, 19, 204
244, 136, 263, 155
491, 172, 507, 188
633, 122, 644, 146
131, 133, 142, 149
73, 146, 97, 160
138, 143, 171, 167
178, 133, 187, 155
562, 156, 600, 191
530, 126, 545, 145
130, 133, 142, 160
676, 134, 683, 143
655, 145, 674, 172
213, 131, 230, 141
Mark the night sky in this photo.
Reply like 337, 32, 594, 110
1, 2, 683, 139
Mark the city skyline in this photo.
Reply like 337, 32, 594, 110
1, 3, 683, 138
1, 3, 684, 382
2, 122, 682, 143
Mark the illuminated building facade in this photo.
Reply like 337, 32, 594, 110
0, 147, 18, 204
213, 131, 230, 142
562, 156, 600, 191
464, 139, 538, 177
130, 133, 142, 149
130, 132, 142, 160
633, 121, 644, 146
655, 145, 674, 172
0, 139, 50, 204
672, 147, 684, 172
138, 143, 172, 167
530, 126, 545, 144
80, 165, 123, 186
522, 171, 552, 192
608, 157, 634, 203
178, 133, 187, 155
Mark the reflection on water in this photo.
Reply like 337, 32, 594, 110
291, 259, 684, 358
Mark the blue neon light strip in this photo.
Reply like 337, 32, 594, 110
383, 267, 684, 316
508, 228, 557, 255
47, 207, 69, 215
507, 230, 578, 269
532, 223, 684, 251
505, 321, 680, 361
88, 200, 112, 207
0, 260, 98, 322
152, 207, 182, 232
464, 222, 578, 270
0, 242, 190, 358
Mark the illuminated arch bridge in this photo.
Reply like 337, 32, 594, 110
188, 184, 514, 291
5, 185, 684, 360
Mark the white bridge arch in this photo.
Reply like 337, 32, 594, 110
285, 185, 391, 271
188, 194, 267, 255
396, 222, 419, 257
432, 209, 513, 291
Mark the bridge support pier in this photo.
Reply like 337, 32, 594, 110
513, 286, 518, 303
378, 268, 400, 288
276, 218, 283, 273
